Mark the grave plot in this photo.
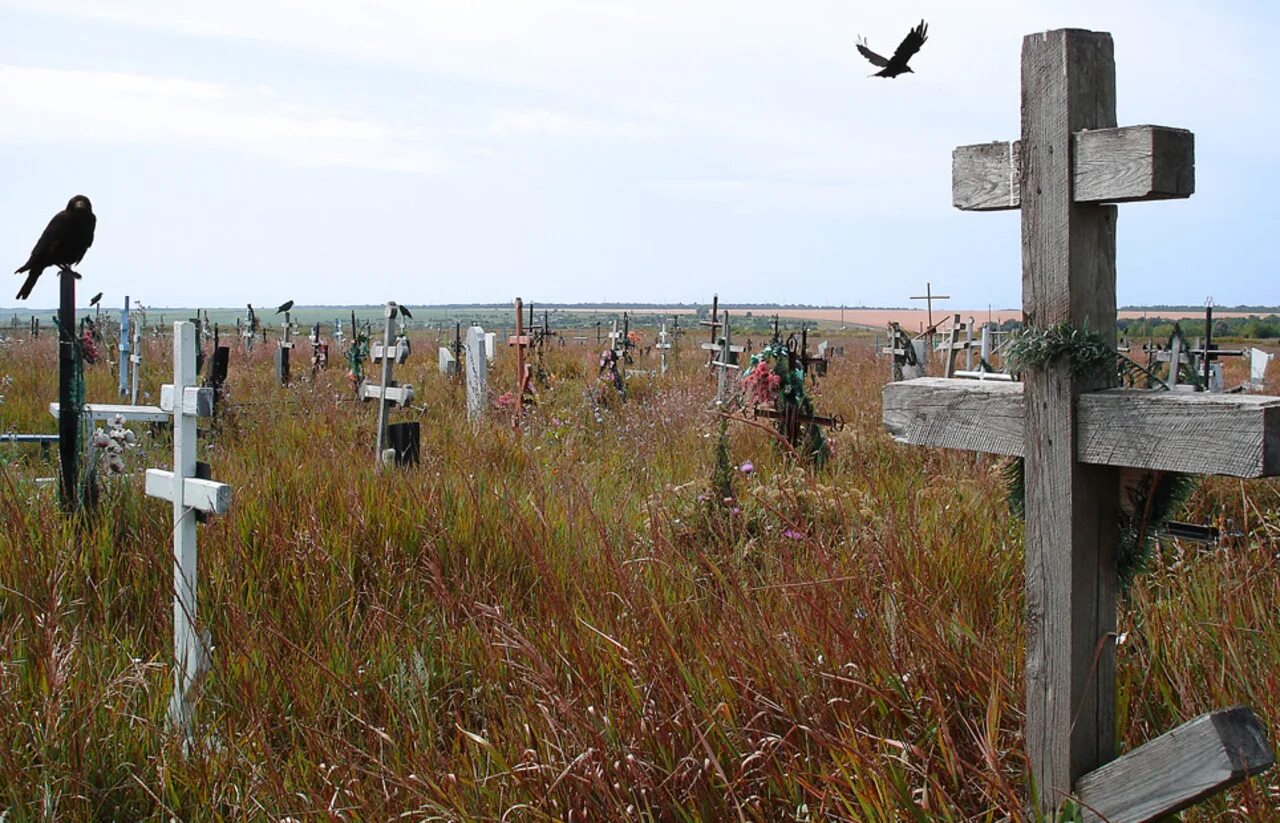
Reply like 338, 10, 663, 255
741, 329, 841, 466
885, 27, 1275, 820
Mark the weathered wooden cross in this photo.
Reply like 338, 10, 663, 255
275, 310, 294, 385
699, 294, 722, 367
703, 310, 746, 406
143, 321, 232, 747
909, 281, 949, 330
361, 302, 415, 467
883, 28, 1275, 819
118, 296, 132, 398
508, 297, 536, 426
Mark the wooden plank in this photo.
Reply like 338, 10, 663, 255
145, 470, 233, 514
953, 126, 1194, 211
1075, 706, 1273, 822
882, 379, 1280, 478
160, 385, 215, 417
1020, 29, 1119, 810
49, 402, 169, 423
1074, 126, 1194, 203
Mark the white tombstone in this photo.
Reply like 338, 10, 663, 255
485, 331, 496, 362
439, 346, 458, 376
1251, 347, 1274, 388
466, 326, 488, 421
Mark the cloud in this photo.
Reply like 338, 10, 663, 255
0, 65, 443, 174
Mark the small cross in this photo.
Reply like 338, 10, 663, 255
909, 282, 950, 331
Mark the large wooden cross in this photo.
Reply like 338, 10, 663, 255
883, 28, 1275, 819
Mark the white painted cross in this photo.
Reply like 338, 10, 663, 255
884, 28, 1275, 820
143, 321, 231, 746
465, 325, 488, 421
656, 321, 673, 376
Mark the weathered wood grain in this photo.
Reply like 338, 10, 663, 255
882, 379, 1280, 478
1074, 126, 1194, 203
1074, 706, 1274, 823
953, 126, 1194, 211
1020, 29, 1119, 809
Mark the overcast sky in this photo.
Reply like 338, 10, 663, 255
1, 1, 1276, 310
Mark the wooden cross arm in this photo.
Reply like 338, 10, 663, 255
160, 385, 215, 417
882, 378, 1280, 477
953, 125, 1194, 211
49, 402, 169, 423
1074, 705, 1273, 823
360, 383, 415, 405
145, 469, 233, 514
508, 335, 531, 346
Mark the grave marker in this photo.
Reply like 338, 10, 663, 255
508, 297, 535, 426
143, 321, 231, 746
360, 302, 415, 467
884, 27, 1274, 817
465, 325, 488, 421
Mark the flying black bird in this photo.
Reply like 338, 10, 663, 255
275, 300, 294, 314
856, 20, 928, 78
89, 292, 103, 307
398, 305, 413, 320
14, 195, 96, 300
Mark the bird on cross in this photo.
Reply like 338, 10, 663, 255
275, 300, 294, 314
14, 195, 96, 300
856, 20, 928, 78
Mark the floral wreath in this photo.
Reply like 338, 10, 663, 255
741, 340, 829, 464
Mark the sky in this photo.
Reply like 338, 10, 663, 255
1, 1, 1277, 310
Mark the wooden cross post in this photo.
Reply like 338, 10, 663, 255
705, 310, 745, 405
363, 302, 415, 467
699, 294, 722, 368
275, 311, 293, 385
509, 297, 534, 426
119, 296, 131, 398
909, 281, 949, 331
886, 28, 1275, 819
56, 268, 78, 511
143, 321, 231, 746
656, 321, 672, 376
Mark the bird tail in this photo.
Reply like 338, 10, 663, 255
15, 270, 40, 301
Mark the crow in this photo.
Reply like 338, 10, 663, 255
275, 300, 294, 314
856, 20, 928, 78
89, 292, 103, 307
14, 195, 96, 300
398, 305, 413, 320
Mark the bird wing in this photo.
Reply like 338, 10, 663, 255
16, 210, 74, 273
855, 37, 890, 67
889, 20, 928, 67
400, 305, 413, 319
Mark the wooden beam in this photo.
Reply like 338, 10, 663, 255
953, 126, 1194, 211
160, 385, 215, 418
882, 379, 1280, 478
1074, 706, 1273, 823
49, 402, 169, 423
145, 469, 233, 515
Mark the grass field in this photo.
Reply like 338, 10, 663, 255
0, 329, 1277, 820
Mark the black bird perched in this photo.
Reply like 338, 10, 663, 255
89, 292, 103, 307
275, 300, 294, 314
398, 304, 413, 320
856, 20, 928, 78
14, 195, 96, 300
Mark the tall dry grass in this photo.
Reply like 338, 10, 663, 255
0, 329, 1276, 820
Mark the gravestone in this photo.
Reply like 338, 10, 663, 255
465, 325, 488, 421
438, 346, 458, 376
885, 27, 1274, 819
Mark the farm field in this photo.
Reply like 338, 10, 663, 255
1, 329, 1277, 820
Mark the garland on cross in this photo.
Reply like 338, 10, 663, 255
741, 339, 835, 466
